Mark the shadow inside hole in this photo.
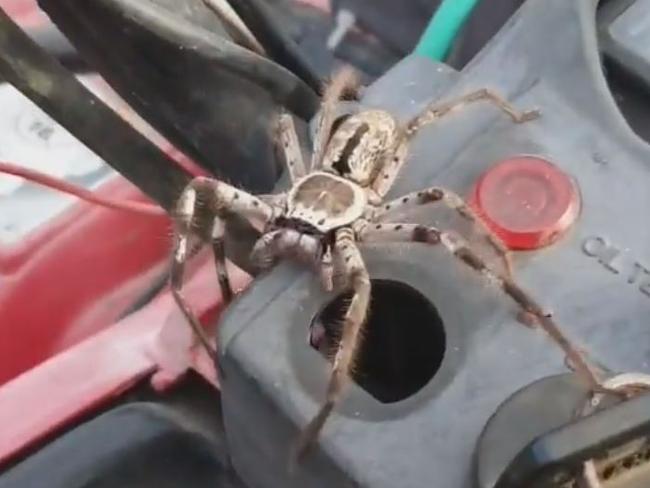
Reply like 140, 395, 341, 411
311, 279, 445, 403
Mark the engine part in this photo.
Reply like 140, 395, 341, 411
597, 0, 650, 144
598, 0, 650, 89
477, 373, 650, 487
331, 0, 441, 56
217, 0, 650, 486
37, 0, 319, 194
0, 376, 246, 488
0, 8, 190, 212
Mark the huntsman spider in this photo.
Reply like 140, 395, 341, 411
170, 67, 600, 462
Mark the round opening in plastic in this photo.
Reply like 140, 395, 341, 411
470, 156, 580, 250
311, 280, 445, 403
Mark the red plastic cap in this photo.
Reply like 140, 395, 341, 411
470, 156, 580, 250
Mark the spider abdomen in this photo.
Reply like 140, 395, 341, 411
286, 172, 366, 232
322, 110, 398, 185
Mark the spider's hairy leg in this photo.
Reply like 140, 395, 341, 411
170, 177, 277, 356
358, 223, 602, 390
311, 65, 360, 169
372, 187, 512, 276
250, 230, 282, 270
439, 232, 601, 389
258, 192, 287, 209
277, 112, 307, 182
405, 88, 540, 138
293, 227, 370, 463
306, 247, 336, 353
171, 185, 217, 357
320, 246, 334, 292
369, 136, 409, 201
210, 217, 233, 304
250, 228, 322, 271
370, 89, 538, 208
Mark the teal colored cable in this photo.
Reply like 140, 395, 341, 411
414, 0, 481, 61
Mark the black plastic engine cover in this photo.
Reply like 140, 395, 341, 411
0, 402, 239, 488
37, 0, 319, 193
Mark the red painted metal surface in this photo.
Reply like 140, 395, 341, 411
0, 0, 210, 385
0, 256, 250, 465
0, 0, 249, 470
0, 177, 172, 385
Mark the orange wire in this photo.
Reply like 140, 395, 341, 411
0, 161, 166, 216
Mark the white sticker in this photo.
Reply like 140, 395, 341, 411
0, 77, 114, 244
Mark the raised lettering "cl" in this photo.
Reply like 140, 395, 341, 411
581, 236, 622, 274
582, 235, 650, 298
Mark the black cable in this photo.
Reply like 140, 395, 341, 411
0, 6, 191, 212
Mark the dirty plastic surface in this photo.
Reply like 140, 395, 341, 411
600, 0, 650, 87
218, 0, 650, 487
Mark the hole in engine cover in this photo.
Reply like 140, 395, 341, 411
311, 279, 445, 403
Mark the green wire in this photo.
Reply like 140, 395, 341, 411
414, 0, 481, 61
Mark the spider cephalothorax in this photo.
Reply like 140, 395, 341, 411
169, 67, 604, 464
286, 172, 367, 231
